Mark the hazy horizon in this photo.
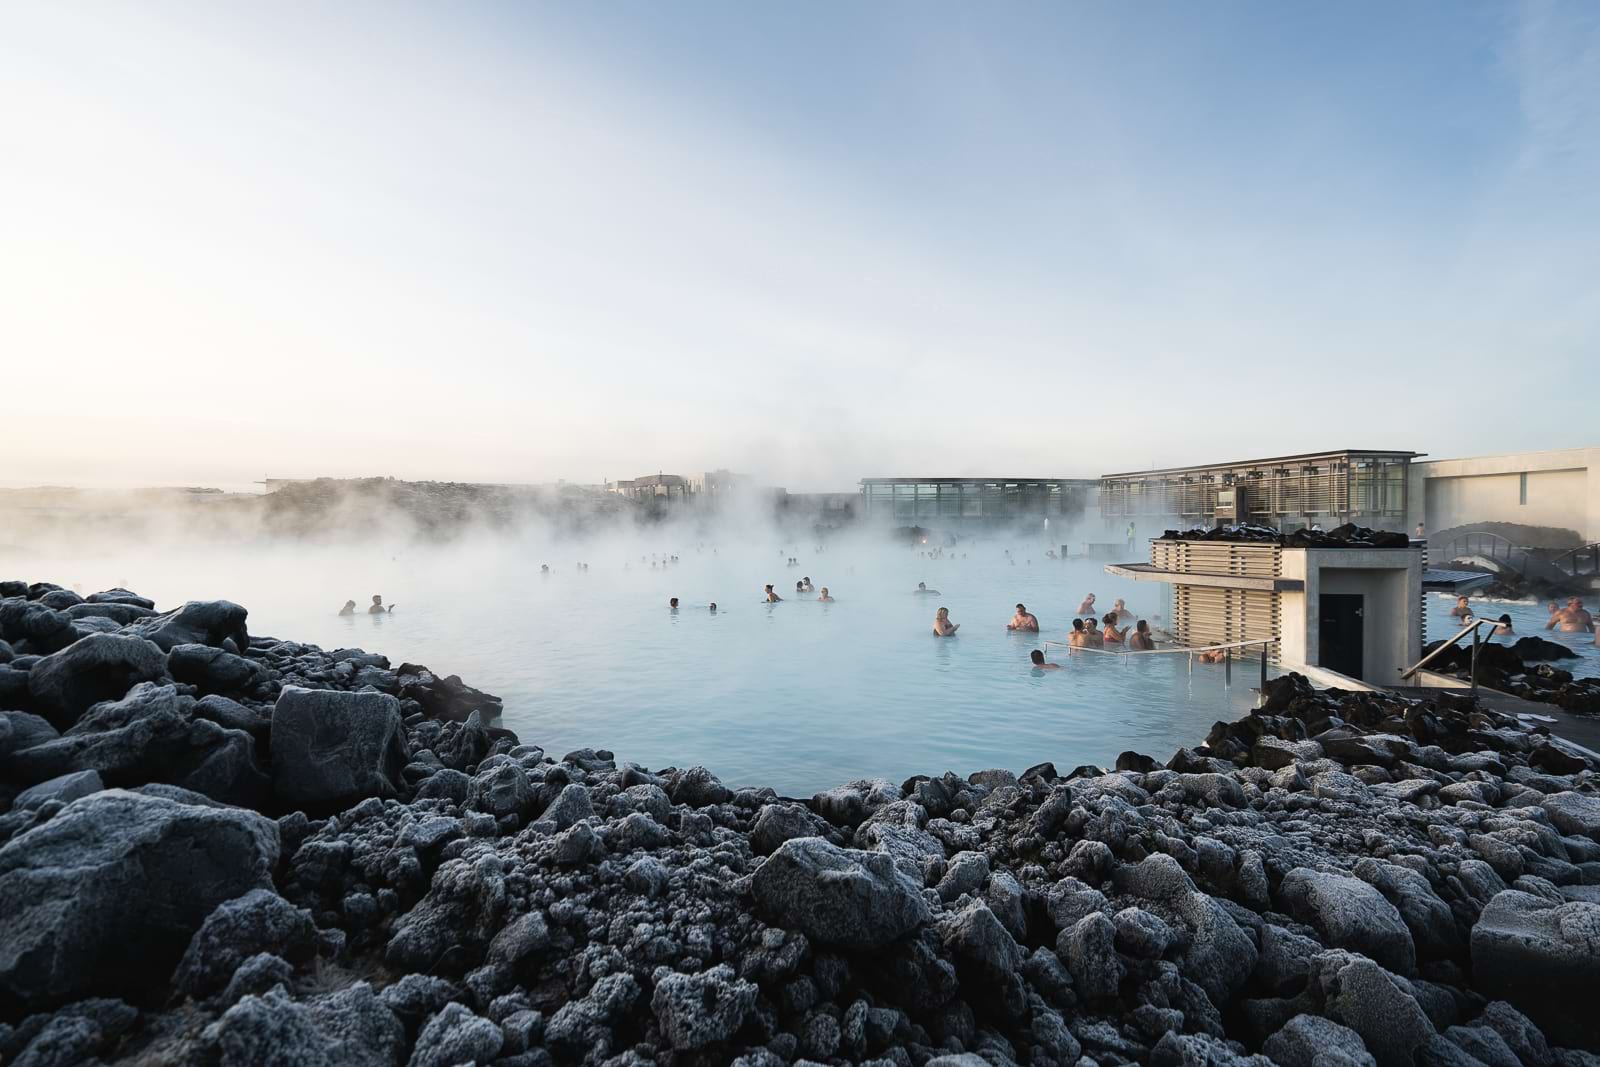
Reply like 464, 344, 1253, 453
3, 1, 1598, 493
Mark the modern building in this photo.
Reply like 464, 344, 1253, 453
859, 477, 1098, 525
1098, 450, 1420, 534
1106, 534, 1424, 686
1409, 447, 1600, 543
608, 474, 693, 503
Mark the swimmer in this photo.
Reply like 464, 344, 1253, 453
1081, 621, 1104, 648
1198, 648, 1228, 664
933, 607, 960, 636
1007, 603, 1039, 632
1076, 593, 1096, 616
338, 599, 356, 616
1449, 596, 1473, 620
1068, 618, 1088, 648
818, 587, 834, 602
1029, 649, 1060, 671
1128, 620, 1155, 651
368, 595, 393, 614
764, 585, 783, 603
796, 581, 805, 594
1547, 597, 1594, 633
801, 577, 815, 593
1494, 613, 1514, 635
709, 602, 717, 614
1102, 614, 1127, 643
669, 597, 679, 612
1111, 598, 1133, 622
915, 582, 941, 596
1546, 601, 1562, 624
540, 564, 549, 575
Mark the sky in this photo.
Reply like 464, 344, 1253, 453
1, 1, 1596, 492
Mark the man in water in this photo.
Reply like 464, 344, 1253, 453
915, 581, 941, 595
1076, 592, 1096, 616
1068, 618, 1088, 648
818, 587, 834, 602
338, 599, 356, 616
1547, 597, 1595, 633
1450, 596, 1473, 620
368, 595, 391, 614
1007, 603, 1039, 632
669, 597, 679, 612
1198, 648, 1227, 664
1128, 620, 1155, 650
1110, 598, 1134, 623
1081, 620, 1104, 648
1030, 649, 1060, 670
709, 602, 717, 614
765, 585, 783, 603
801, 577, 815, 593
933, 607, 959, 636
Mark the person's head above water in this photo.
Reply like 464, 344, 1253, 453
669, 598, 678, 608
1136, 620, 1149, 633
1016, 603, 1027, 614
1498, 614, 1512, 624
918, 582, 927, 590
709, 602, 717, 612
936, 607, 949, 618
372, 595, 383, 605
1030, 649, 1045, 665
1071, 618, 1084, 631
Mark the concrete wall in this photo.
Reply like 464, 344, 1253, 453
1279, 547, 1422, 685
1409, 448, 1600, 541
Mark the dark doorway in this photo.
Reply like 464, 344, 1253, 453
1319, 593, 1365, 679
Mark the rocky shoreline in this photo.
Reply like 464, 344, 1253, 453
2, 579, 1600, 1067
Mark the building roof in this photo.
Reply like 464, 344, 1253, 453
860, 476, 1098, 486
1100, 450, 1424, 481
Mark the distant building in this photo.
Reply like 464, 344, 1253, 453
1098, 450, 1420, 534
609, 474, 693, 503
689, 470, 749, 498
859, 477, 1097, 524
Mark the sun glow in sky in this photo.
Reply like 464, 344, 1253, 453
2, 2, 1597, 491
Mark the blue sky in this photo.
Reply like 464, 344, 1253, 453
1, 1, 1595, 490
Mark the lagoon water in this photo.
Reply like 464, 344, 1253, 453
4, 528, 1268, 795
1426, 592, 1599, 679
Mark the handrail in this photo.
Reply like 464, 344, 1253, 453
1434, 530, 1523, 563
1548, 542, 1600, 576
1398, 617, 1505, 699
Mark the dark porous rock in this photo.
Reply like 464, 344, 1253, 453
202, 984, 332, 1067
167, 643, 266, 696
0, 666, 29, 712
1280, 867, 1418, 974
1470, 890, 1600, 1048
86, 588, 156, 609
752, 802, 828, 855
668, 764, 732, 807
0, 789, 278, 1011
396, 663, 503, 723
752, 836, 930, 949
1310, 952, 1436, 1067
1541, 791, 1600, 842
125, 599, 250, 653
0, 600, 76, 654
270, 687, 407, 811
1264, 1014, 1377, 1067
13, 769, 104, 811
1511, 636, 1579, 662
171, 888, 319, 999
24, 633, 167, 729
812, 778, 900, 828
543, 972, 640, 1060
5, 682, 192, 788
651, 963, 759, 1050
63, 601, 157, 625
193, 693, 271, 739
408, 1002, 502, 1067
1058, 911, 1123, 1001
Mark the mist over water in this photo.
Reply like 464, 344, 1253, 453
1, 503, 1269, 794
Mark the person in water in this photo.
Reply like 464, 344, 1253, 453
764, 585, 783, 603
540, 564, 549, 575
368, 595, 392, 614
1076, 592, 1096, 616
933, 607, 960, 636
1450, 596, 1473, 620
796, 581, 805, 594
1547, 597, 1594, 633
1494, 613, 1514, 635
1111, 598, 1133, 622
1102, 613, 1127, 643
915, 582, 941, 595
1081, 620, 1104, 648
801, 577, 815, 593
338, 599, 356, 616
1068, 618, 1088, 648
817, 587, 834, 602
669, 597, 679, 611
1030, 649, 1060, 671
1198, 648, 1228, 664
709, 602, 717, 613
1128, 619, 1155, 651
1007, 603, 1040, 632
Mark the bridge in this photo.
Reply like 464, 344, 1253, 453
1431, 530, 1600, 584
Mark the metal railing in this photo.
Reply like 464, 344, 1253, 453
1041, 636, 1278, 694
1397, 617, 1506, 697
1548, 542, 1600, 578
1434, 531, 1523, 568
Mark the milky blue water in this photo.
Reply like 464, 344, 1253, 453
1426, 592, 1599, 679
5, 530, 1267, 795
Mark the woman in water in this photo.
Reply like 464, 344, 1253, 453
817, 587, 834, 602
933, 607, 960, 636
1495, 614, 1514, 635
1101, 613, 1127, 643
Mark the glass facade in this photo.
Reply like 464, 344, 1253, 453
860, 479, 1095, 524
